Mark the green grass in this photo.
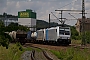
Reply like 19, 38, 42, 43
50, 47, 90, 60
35, 48, 41, 52
0, 43, 32, 60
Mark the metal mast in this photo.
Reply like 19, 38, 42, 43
49, 14, 50, 28
82, 0, 86, 45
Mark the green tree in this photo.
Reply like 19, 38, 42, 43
0, 20, 5, 33
5, 23, 18, 32
0, 20, 10, 49
70, 26, 81, 40
18, 25, 29, 32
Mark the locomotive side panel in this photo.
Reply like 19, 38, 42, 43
45, 29, 57, 41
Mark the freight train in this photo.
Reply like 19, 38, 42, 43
7, 26, 71, 45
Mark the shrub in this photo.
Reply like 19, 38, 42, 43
85, 31, 90, 44
16, 42, 23, 51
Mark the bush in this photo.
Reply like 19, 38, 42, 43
0, 36, 9, 49
16, 42, 23, 51
85, 31, 90, 44
71, 26, 80, 40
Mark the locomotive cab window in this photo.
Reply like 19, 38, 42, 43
65, 31, 70, 35
59, 28, 70, 35
59, 29, 65, 35
65, 29, 70, 35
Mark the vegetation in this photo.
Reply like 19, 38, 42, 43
85, 31, 90, 44
0, 20, 29, 49
50, 47, 90, 60
70, 26, 81, 40
0, 20, 10, 49
0, 12, 18, 18
0, 43, 32, 60
4, 22, 29, 32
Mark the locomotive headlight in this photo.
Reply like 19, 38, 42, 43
67, 37, 70, 39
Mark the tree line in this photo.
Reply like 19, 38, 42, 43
0, 20, 29, 49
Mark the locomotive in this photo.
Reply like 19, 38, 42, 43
31, 26, 71, 45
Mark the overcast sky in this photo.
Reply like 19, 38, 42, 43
0, 0, 90, 26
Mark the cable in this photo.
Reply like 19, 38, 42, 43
68, 13, 78, 20
51, 12, 61, 22
57, 0, 78, 9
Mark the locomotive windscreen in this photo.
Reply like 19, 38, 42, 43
59, 27, 70, 35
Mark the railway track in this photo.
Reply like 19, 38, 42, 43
31, 50, 35, 60
22, 43, 90, 60
23, 43, 53, 60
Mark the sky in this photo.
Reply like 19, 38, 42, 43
0, 0, 90, 26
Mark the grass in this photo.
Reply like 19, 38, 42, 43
50, 47, 90, 60
0, 40, 89, 60
50, 40, 90, 60
0, 43, 32, 60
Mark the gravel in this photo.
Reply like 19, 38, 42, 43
21, 51, 31, 60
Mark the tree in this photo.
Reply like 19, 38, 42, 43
0, 20, 10, 49
70, 26, 81, 40
0, 20, 5, 33
5, 23, 18, 32
18, 25, 29, 32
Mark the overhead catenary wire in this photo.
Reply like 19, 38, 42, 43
51, 12, 67, 24
68, 13, 78, 20
57, 0, 78, 9
51, 12, 61, 22
51, 0, 87, 26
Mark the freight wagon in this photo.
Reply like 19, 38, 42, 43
16, 30, 27, 45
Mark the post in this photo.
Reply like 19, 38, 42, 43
49, 14, 50, 28
81, 0, 86, 45
61, 11, 63, 26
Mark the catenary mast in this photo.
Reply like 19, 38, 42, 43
81, 0, 86, 45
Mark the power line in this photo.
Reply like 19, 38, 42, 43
51, 12, 61, 22
68, 13, 78, 20
57, 0, 78, 9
